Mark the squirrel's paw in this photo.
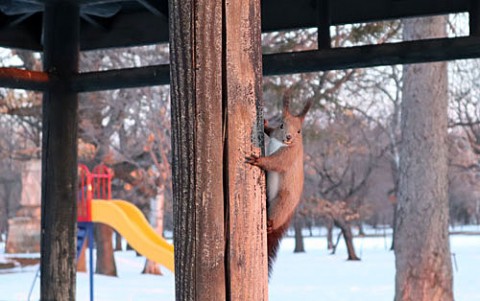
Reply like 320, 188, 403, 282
245, 154, 260, 165
267, 219, 273, 234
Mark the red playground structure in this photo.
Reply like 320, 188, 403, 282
77, 164, 113, 301
78, 164, 113, 222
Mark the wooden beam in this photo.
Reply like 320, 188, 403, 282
169, 1, 226, 300
79, 11, 168, 50
470, 0, 480, 36
0, 67, 48, 91
0, 13, 43, 51
40, 2, 79, 300
0, 0, 472, 51
72, 0, 468, 26
135, 0, 168, 17
72, 64, 169, 92
261, 0, 469, 32
9, 13, 36, 27
5, 36, 480, 93
263, 36, 480, 75
224, 0, 268, 299
317, 0, 331, 49
66, 36, 480, 92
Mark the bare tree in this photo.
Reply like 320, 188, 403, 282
306, 111, 379, 260
447, 132, 480, 225
293, 211, 305, 253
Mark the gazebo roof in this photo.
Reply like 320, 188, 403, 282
0, 0, 472, 51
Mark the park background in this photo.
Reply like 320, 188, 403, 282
1, 13, 480, 301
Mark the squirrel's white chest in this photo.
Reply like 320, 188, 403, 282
267, 137, 285, 203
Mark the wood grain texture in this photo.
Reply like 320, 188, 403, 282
40, 2, 80, 300
0, 67, 48, 91
170, 0, 267, 299
169, 1, 226, 300
224, 0, 268, 300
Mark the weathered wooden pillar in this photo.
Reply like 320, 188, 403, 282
169, 0, 267, 300
224, 0, 267, 300
41, 2, 80, 300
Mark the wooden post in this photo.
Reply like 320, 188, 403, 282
224, 0, 267, 300
41, 2, 80, 300
169, 0, 267, 300
470, 0, 480, 37
169, 1, 226, 300
317, 0, 331, 49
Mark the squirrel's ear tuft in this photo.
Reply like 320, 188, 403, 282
282, 89, 293, 118
298, 98, 314, 122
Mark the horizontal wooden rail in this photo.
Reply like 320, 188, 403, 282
263, 36, 480, 75
2, 36, 480, 92
0, 68, 48, 91
72, 64, 170, 92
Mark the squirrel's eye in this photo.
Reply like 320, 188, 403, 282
280, 123, 284, 129
297, 130, 301, 133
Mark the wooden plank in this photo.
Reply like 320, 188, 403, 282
317, 0, 331, 49
0, 68, 48, 91
76, 0, 468, 49
261, 0, 469, 32
65, 36, 480, 92
470, 0, 480, 36
0, 0, 471, 51
263, 36, 480, 75
5, 36, 480, 93
135, 0, 168, 17
40, 2, 80, 301
79, 11, 168, 50
72, 65, 169, 92
169, 0, 226, 300
0, 13, 43, 51
224, 0, 268, 299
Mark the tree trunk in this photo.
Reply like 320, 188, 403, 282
142, 192, 165, 275
94, 224, 117, 276
77, 238, 86, 272
335, 219, 360, 261
394, 16, 453, 301
390, 204, 397, 251
357, 222, 365, 237
326, 217, 334, 250
114, 231, 122, 251
308, 220, 313, 237
293, 215, 305, 253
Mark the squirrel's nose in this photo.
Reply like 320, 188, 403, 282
286, 134, 292, 141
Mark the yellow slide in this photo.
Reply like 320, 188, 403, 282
91, 199, 174, 273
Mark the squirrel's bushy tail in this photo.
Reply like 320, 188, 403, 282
267, 219, 292, 277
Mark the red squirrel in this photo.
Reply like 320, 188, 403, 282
246, 92, 313, 275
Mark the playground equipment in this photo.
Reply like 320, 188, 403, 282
77, 164, 174, 300
29, 164, 174, 301
90, 200, 174, 270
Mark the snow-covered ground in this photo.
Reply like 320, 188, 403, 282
1, 229, 479, 301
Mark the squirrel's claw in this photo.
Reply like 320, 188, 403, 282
267, 219, 273, 234
245, 154, 260, 165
